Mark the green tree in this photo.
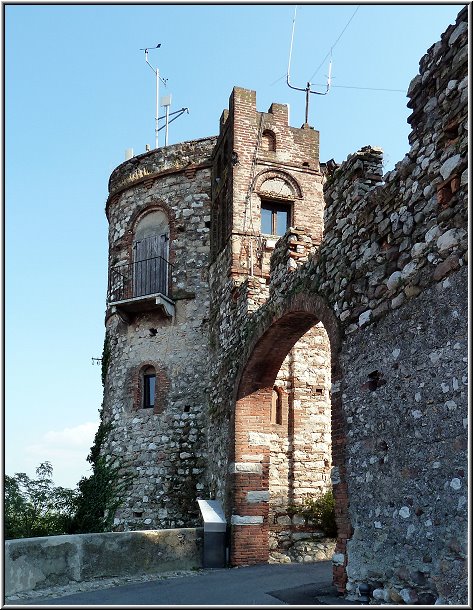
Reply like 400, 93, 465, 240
4, 462, 77, 539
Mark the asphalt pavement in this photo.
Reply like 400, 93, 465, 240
10, 561, 361, 606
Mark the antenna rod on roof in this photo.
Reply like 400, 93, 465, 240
141, 43, 167, 149
286, 6, 331, 125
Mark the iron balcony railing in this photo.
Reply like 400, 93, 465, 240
107, 256, 172, 304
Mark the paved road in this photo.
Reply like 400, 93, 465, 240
12, 561, 359, 606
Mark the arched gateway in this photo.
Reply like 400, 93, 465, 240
229, 292, 350, 590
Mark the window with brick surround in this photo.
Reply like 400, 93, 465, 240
262, 130, 276, 152
261, 200, 291, 236
132, 362, 168, 413
142, 366, 156, 409
271, 387, 283, 425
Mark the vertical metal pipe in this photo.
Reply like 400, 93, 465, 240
305, 83, 310, 125
165, 105, 169, 146
155, 68, 159, 148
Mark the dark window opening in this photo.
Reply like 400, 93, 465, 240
271, 387, 283, 425
261, 200, 291, 236
143, 369, 156, 408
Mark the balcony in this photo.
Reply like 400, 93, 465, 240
107, 256, 175, 319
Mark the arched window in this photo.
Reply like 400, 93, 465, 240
271, 386, 283, 425
262, 130, 276, 152
133, 210, 170, 297
142, 365, 156, 409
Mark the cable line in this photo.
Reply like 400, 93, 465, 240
312, 83, 406, 93
309, 5, 360, 81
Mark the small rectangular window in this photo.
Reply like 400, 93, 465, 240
261, 200, 291, 236
143, 374, 156, 408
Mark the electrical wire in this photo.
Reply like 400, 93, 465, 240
309, 5, 360, 82
311, 83, 406, 93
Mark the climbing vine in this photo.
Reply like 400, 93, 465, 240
101, 332, 112, 386
68, 409, 132, 534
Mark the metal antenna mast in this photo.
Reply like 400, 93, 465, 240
287, 7, 332, 125
140, 44, 167, 149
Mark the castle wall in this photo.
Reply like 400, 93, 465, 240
323, 10, 468, 603
205, 6, 467, 602
102, 138, 216, 530
101, 6, 467, 603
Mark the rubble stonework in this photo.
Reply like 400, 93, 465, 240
103, 137, 216, 529
102, 6, 467, 604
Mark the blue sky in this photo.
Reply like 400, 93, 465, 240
4, 3, 464, 489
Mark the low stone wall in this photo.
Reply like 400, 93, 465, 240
5, 528, 203, 596
270, 531, 336, 564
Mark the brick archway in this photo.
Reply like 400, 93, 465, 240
230, 292, 350, 592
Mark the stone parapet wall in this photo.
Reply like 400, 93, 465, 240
107, 137, 217, 203
5, 528, 203, 596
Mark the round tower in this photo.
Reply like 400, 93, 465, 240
102, 137, 216, 530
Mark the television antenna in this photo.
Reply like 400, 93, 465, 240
157, 102, 189, 147
141, 43, 167, 148
286, 6, 332, 125
140, 44, 189, 149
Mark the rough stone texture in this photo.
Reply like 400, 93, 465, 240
100, 6, 467, 605
269, 534, 336, 564
4, 529, 203, 596
342, 266, 467, 605
103, 138, 216, 530
203, 6, 467, 601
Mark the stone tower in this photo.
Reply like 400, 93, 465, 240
103, 137, 217, 530
206, 88, 332, 563
102, 87, 333, 561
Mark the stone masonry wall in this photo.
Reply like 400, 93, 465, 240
5, 529, 203, 595
103, 138, 216, 530
101, 7, 467, 602
268, 323, 332, 562
340, 266, 467, 605
205, 7, 467, 602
